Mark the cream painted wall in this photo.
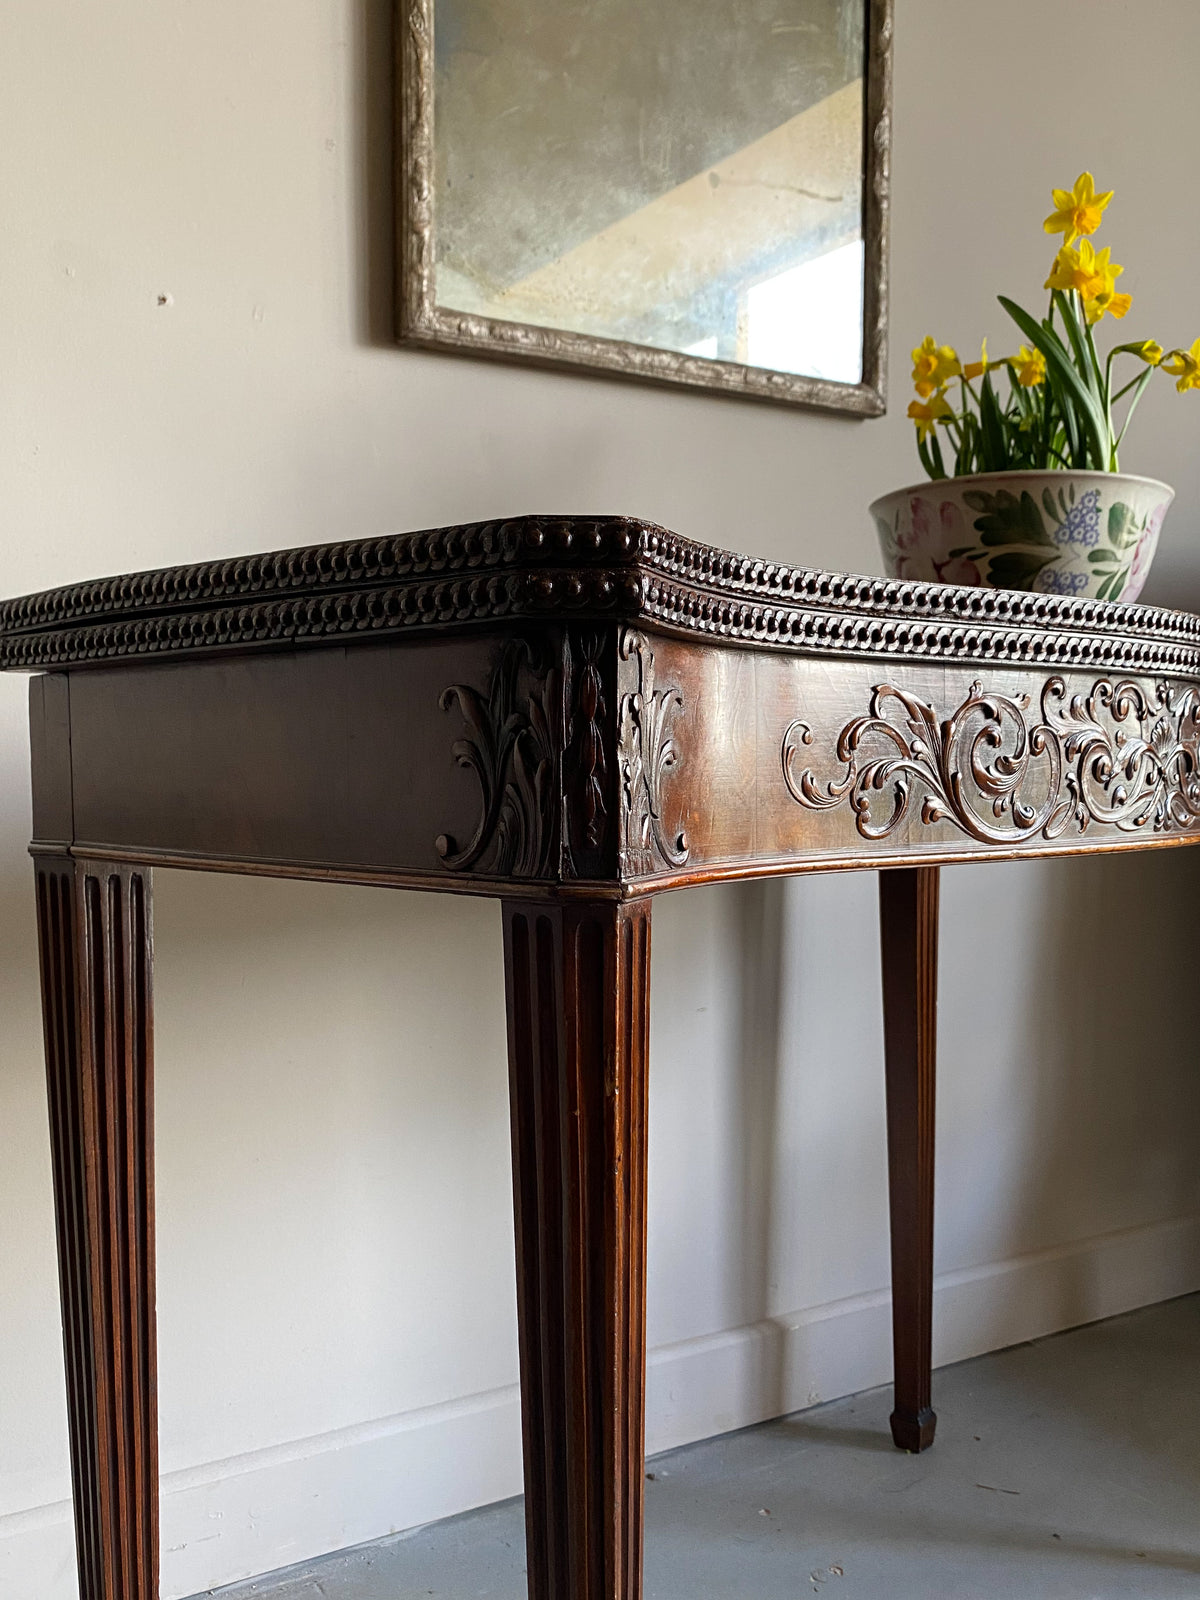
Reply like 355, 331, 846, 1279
3, 3, 1200, 1596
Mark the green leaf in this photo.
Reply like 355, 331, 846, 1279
916, 431, 945, 481
1053, 294, 1109, 447
999, 295, 1111, 468
1042, 355, 1083, 466
1055, 290, 1106, 403
1088, 549, 1118, 565
986, 550, 1060, 589
978, 371, 1007, 470
1041, 487, 1063, 525
1107, 501, 1140, 550
965, 487, 1055, 547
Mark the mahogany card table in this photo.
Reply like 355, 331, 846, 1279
5, 514, 1200, 1600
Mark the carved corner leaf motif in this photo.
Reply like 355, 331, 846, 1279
436, 638, 561, 878
619, 630, 689, 873
783, 676, 1200, 844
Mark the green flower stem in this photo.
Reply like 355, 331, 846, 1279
1082, 303, 1107, 397
1112, 365, 1155, 460
1110, 371, 1150, 404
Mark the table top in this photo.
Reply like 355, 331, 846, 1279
10, 517, 1200, 895
4, 514, 1200, 675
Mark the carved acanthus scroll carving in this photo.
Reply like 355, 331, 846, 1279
437, 638, 560, 877
618, 630, 689, 872
783, 676, 1200, 844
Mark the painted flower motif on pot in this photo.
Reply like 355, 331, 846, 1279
1036, 565, 1089, 596
1054, 488, 1101, 547
937, 554, 983, 585
1124, 500, 1167, 602
908, 496, 933, 544
887, 497, 935, 581
931, 501, 982, 584
938, 500, 966, 543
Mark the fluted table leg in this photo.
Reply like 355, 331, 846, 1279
35, 857, 158, 1600
503, 898, 651, 1600
880, 865, 939, 1453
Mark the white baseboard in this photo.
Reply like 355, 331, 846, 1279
646, 1211, 1200, 1454
4, 1211, 1199, 1600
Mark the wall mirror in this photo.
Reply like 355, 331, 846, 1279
397, 0, 892, 414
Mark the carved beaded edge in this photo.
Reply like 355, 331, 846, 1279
4, 514, 1200, 674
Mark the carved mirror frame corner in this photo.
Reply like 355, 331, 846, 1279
394, 0, 892, 416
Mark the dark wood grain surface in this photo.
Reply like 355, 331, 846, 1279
880, 866, 939, 1453
504, 900, 651, 1600
35, 859, 157, 1600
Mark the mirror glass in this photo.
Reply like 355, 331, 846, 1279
432, 0, 869, 386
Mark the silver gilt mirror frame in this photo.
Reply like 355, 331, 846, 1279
396, 0, 892, 415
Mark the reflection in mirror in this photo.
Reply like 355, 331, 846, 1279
434, 0, 867, 384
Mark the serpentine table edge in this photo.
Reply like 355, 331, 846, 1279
5, 513, 1200, 1600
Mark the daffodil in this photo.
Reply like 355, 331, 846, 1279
1045, 240, 1130, 321
1011, 345, 1046, 387
1082, 249, 1131, 323
962, 338, 992, 381
1163, 338, 1200, 392
1045, 237, 1104, 296
907, 394, 953, 440
1043, 172, 1113, 245
911, 336, 961, 398
1133, 340, 1164, 365
1084, 289, 1132, 324
1045, 243, 1089, 295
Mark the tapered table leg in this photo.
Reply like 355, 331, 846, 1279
879, 865, 939, 1454
503, 898, 651, 1600
34, 857, 158, 1600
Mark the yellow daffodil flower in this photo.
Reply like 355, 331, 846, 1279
1084, 290, 1133, 324
1043, 172, 1113, 245
1045, 238, 1105, 296
1163, 338, 1200, 392
962, 338, 991, 381
1083, 249, 1130, 322
907, 394, 953, 440
911, 336, 961, 398
1046, 240, 1130, 321
1011, 345, 1047, 387
1045, 243, 1090, 295
1133, 340, 1164, 365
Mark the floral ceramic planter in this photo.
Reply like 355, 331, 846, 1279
870, 470, 1173, 601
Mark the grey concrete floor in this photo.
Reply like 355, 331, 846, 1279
200, 1294, 1200, 1599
